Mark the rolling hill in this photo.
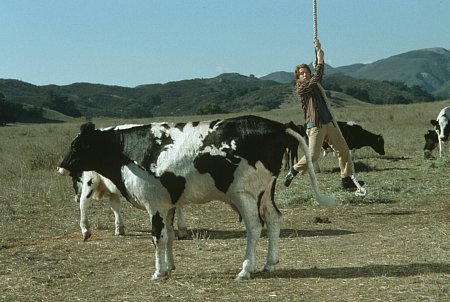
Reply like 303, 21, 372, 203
0, 47, 448, 122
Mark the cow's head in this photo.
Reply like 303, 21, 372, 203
374, 135, 385, 155
431, 116, 450, 142
57, 123, 123, 177
423, 130, 438, 159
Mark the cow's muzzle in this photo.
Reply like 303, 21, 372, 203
57, 167, 71, 176
423, 150, 434, 159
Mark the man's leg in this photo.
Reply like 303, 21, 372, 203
326, 123, 364, 189
285, 127, 325, 187
325, 123, 352, 178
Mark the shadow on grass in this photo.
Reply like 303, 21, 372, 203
366, 210, 421, 216
125, 229, 356, 240
325, 161, 410, 173
348, 197, 397, 205
252, 262, 450, 279
210, 228, 356, 240
126, 228, 356, 240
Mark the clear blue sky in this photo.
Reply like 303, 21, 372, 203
1, 0, 449, 87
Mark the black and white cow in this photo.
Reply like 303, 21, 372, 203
430, 106, 450, 157
57, 115, 334, 281
72, 171, 189, 241
423, 130, 439, 159
322, 121, 385, 156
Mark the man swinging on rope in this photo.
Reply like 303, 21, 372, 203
284, 39, 365, 190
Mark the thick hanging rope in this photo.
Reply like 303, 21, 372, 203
313, 0, 318, 41
313, 0, 319, 66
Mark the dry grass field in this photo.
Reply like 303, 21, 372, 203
1, 100, 449, 301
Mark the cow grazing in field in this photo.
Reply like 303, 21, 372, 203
322, 121, 385, 156
430, 106, 450, 157
72, 171, 188, 241
57, 115, 334, 281
423, 130, 439, 159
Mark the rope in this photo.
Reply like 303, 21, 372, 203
313, 0, 318, 40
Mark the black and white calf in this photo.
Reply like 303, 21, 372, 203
423, 130, 439, 159
72, 171, 188, 241
57, 115, 334, 281
430, 106, 450, 157
322, 121, 385, 156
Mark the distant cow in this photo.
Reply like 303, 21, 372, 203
322, 121, 385, 156
430, 106, 450, 157
423, 130, 439, 159
72, 171, 188, 241
57, 115, 334, 281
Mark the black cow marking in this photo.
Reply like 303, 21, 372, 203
175, 122, 186, 131
194, 153, 239, 193
209, 119, 221, 129
160, 172, 186, 204
201, 116, 293, 176
269, 178, 280, 215
86, 189, 93, 199
257, 190, 265, 225
71, 173, 82, 197
151, 211, 164, 242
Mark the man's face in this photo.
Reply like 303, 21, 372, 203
298, 67, 311, 82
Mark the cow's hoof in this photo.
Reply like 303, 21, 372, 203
177, 228, 189, 240
151, 271, 169, 281
115, 226, 125, 236
235, 272, 251, 282
82, 231, 92, 241
262, 264, 276, 273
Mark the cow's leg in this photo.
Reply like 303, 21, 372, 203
79, 193, 92, 241
233, 194, 262, 281
150, 210, 170, 281
109, 194, 125, 236
439, 140, 443, 157
175, 207, 188, 239
445, 141, 449, 157
260, 179, 282, 273
165, 208, 176, 271
313, 161, 321, 173
439, 138, 445, 157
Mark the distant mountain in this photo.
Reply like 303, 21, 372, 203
0, 74, 293, 119
260, 63, 338, 84
0, 48, 446, 122
259, 71, 294, 84
343, 48, 450, 98
261, 48, 450, 99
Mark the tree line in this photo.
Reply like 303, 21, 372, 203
0, 92, 43, 125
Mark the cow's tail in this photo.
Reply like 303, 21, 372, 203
286, 128, 336, 207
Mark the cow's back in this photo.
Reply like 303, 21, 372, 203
200, 115, 297, 176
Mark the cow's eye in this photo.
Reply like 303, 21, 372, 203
70, 142, 78, 151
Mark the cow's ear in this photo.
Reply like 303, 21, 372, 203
80, 122, 95, 134
430, 120, 438, 126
